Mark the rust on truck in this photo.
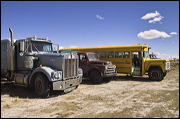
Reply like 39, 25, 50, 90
77, 52, 117, 84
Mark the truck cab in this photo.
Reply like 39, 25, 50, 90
77, 52, 116, 84
1, 28, 83, 97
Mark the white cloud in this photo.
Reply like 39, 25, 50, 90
96, 14, 104, 20
141, 11, 164, 24
141, 11, 160, 20
137, 29, 171, 40
170, 32, 177, 35
148, 16, 164, 24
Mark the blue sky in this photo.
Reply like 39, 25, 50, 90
1, 1, 179, 59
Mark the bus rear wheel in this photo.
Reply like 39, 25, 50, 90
148, 68, 164, 81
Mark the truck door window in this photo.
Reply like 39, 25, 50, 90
79, 54, 87, 62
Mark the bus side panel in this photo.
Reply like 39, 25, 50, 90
105, 58, 131, 74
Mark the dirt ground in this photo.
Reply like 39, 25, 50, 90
1, 61, 179, 118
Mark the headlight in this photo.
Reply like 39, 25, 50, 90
51, 71, 62, 80
78, 68, 83, 76
165, 62, 170, 70
105, 65, 108, 70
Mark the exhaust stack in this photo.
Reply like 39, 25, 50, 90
9, 28, 14, 72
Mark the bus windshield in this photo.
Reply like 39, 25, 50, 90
143, 51, 150, 58
88, 53, 99, 61
150, 54, 158, 59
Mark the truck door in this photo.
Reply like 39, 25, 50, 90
78, 53, 89, 75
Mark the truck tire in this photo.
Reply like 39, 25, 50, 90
148, 68, 164, 81
34, 74, 50, 97
89, 70, 103, 84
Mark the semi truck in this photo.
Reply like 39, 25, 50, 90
1, 28, 83, 97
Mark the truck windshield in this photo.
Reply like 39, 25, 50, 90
88, 53, 99, 61
143, 51, 150, 58
31, 41, 53, 52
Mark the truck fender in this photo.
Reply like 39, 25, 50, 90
89, 67, 103, 77
29, 66, 54, 85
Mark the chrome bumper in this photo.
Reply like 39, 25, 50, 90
52, 76, 82, 90
103, 71, 117, 77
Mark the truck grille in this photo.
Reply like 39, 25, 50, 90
106, 68, 115, 74
105, 65, 116, 74
64, 59, 78, 79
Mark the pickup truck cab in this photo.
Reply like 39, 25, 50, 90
78, 52, 116, 84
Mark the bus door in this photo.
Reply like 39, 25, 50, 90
131, 52, 142, 76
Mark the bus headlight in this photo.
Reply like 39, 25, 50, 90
165, 62, 170, 70
51, 71, 62, 80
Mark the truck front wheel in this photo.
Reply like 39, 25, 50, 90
148, 68, 164, 81
34, 74, 50, 97
89, 70, 103, 84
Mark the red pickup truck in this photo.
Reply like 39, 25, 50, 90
78, 52, 117, 84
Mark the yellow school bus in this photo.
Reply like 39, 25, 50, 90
61, 44, 170, 81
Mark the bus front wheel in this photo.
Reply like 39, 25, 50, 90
148, 68, 164, 81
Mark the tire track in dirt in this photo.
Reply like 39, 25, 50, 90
1, 65, 179, 118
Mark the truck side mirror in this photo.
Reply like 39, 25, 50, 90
20, 41, 25, 52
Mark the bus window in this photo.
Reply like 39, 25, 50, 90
123, 51, 130, 58
115, 52, 123, 58
99, 52, 106, 58
132, 52, 139, 58
108, 52, 114, 58
95, 52, 99, 58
